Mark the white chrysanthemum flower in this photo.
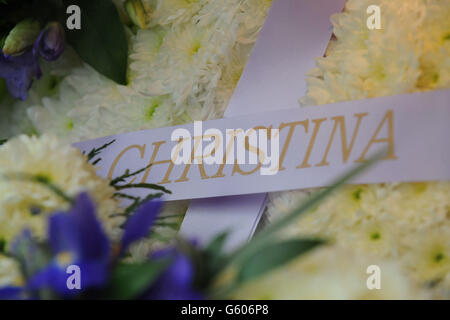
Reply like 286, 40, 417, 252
237, 0, 274, 44
144, 23, 221, 99
129, 26, 166, 82
27, 82, 80, 141
268, 182, 450, 293
232, 246, 425, 299
300, 0, 450, 106
0, 98, 36, 139
402, 226, 450, 289
0, 255, 23, 288
267, 0, 450, 296
24, 0, 272, 143
0, 135, 123, 242
149, 0, 207, 26
211, 43, 253, 118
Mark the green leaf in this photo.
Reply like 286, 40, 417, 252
203, 232, 230, 278
83, 139, 116, 163
108, 260, 169, 299
229, 153, 383, 269
211, 153, 383, 298
206, 231, 229, 256
2, 18, 40, 55
115, 182, 172, 194
236, 238, 323, 284
1, 172, 73, 204
63, 0, 128, 84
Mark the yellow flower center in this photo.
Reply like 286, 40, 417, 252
352, 188, 363, 200
35, 173, 52, 184
0, 238, 6, 253
65, 119, 74, 131
56, 251, 74, 267
433, 252, 445, 264
370, 232, 381, 241
144, 100, 160, 121
190, 40, 202, 56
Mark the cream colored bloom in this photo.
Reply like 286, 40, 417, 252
268, 0, 450, 297
0, 135, 123, 243
300, 0, 449, 106
233, 246, 426, 299
0, 255, 23, 288
268, 182, 450, 296
18, 1, 272, 144
402, 226, 450, 289
149, 0, 206, 26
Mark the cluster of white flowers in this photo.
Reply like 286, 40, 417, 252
0, 0, 273, 271
0, 135, 126, 286
0, 135, 123, 242
0, 0, 273, 143
300, 0, 450, 106
266, 0, 450, 299
0, 1, 273, 284
1, 0, 448, 299
233, 246, 427, 299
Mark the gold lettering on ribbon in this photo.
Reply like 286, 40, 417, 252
356, 110, 397, 162
107, 144, 146, 183
316, 113, 368, 167
278, 120, 309, 171
141, 140, 174, 184
297, 118, 327, 169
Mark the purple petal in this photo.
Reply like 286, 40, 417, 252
0, 287, 24, 300
28, 263, 69, 295
0, 50, 37, 100
69, 193, 110, 262
121, 200, 162, 253
76, 261, 109, 289
28, 260, 108, 297
146, 250, 203, 300
49, 213, 79, 255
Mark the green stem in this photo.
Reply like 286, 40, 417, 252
211, 152, 383, 297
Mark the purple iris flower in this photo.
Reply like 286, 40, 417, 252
0, 192, 163, 298
0, 49, 39, 101
0, 192, 203, 300
0, 287, 25, 300
145, 248, 203, 300
0, 22, 65, 100
27, 193, 111, 295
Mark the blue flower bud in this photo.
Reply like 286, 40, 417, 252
36, 22, 66, 61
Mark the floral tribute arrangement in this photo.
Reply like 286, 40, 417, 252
0, 134, 349, 300
262, 0, 450, 300
0, 0, 449, 300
